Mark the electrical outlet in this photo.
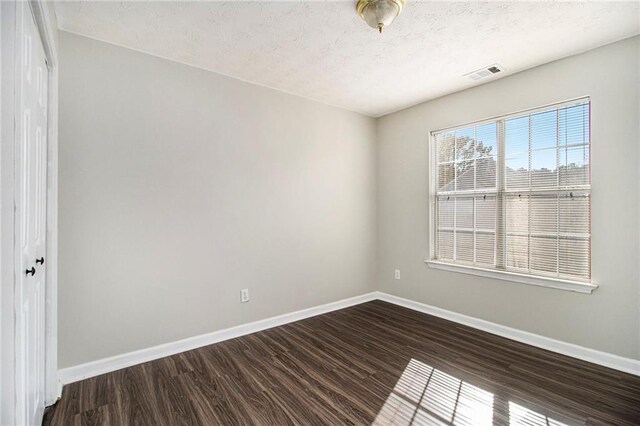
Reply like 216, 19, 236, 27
241, 289, 250, 303
395, 269, 401, 280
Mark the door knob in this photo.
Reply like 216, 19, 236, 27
36, 257, 44, 265
25, 267, 35, 276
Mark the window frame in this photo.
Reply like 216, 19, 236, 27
426, 97, 598, 294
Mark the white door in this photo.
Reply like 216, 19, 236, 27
15, 2, 49, 424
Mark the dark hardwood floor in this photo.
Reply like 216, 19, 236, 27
43, 300, 640, 425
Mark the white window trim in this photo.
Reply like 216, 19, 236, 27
425, 260, 597, 294
427, 97, 597, 294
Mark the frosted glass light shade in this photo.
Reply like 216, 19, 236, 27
357, 0, 405, 33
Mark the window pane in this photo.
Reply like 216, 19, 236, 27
475, 196, 496, 230
559, 145, 589, 186
437, 132, 455, 163
531, 109, 557, 150
437, 197, 454, 228
476, 123, 497, 158
437, 231, 454, 260
438, 163, 455, 191
559, 103, 588, 147
530, 236, 557, 274
455, 127, 475, 162
476, 157, 497, 189
531, 148, 557, 188
506, 195, 529, 234
506, 153, 529, 189
455, 197, 474, 229
475, 232, 495, 266
456, 231, 474, 262
530, 195, 558, 234
559, 195, 590, 234
456, 160, 475, 191
505, 116, 529, 155
559, 237, 590, 279
506, 235, 529, 271
505, 194, 530, 270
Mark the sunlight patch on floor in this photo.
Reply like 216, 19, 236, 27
509, 401, 569, 426
373, 358, 569, 426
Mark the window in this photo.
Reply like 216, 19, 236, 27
429, 99, 594, 292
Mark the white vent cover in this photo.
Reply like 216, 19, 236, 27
464, 64, 504, 81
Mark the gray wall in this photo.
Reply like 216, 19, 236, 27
58, 32, 377, 368
377, 36, 640, 359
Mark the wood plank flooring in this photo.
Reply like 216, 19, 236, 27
43, 301, 640, 425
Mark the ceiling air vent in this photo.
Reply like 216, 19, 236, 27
464, 64, 504, 81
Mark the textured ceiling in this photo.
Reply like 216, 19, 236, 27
54, 1, 640, 117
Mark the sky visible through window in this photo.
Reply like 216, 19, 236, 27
436, 102, 589, 193
504, 104, 589, 172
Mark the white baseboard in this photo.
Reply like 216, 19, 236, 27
57, 292, 378, 385
376, 292, 640, 377
57, 290, 639, 386
52, 381, 63, 404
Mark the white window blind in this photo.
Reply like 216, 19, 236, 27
432, 99, 591, 282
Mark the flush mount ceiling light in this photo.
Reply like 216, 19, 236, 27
356, 0, 405, 33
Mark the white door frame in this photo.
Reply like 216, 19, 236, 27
29, 0, 60, 407
0, 1, 59, 423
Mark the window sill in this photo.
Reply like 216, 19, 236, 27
425, 260, 598, 294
